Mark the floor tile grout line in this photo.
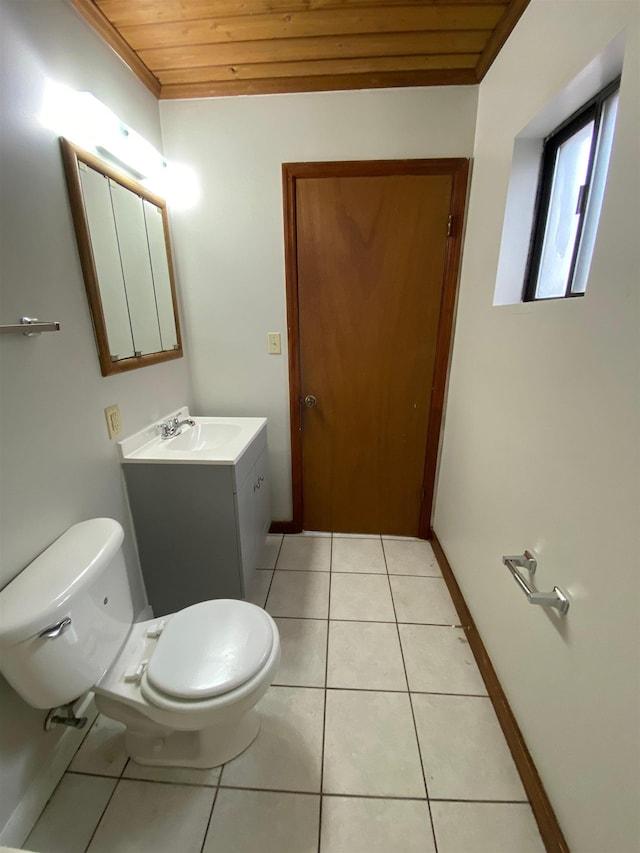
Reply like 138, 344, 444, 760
381, 537, 441, 853
273, 533, 286, 566
198, 767, 223, 853
328, 617, 460, 627
268, 614, 463, 628
409, 689, 490, 698
317, 532, 333, 853
82, 771, 121, 852
101, 772, 221, 789
261, 534, 285, 601
217, 783, 425, 800
270, 683, 488, 698
272, 615, 328, 622
321, 790, 429, 802
63, 767, 131, 781
426, 797, 532, 804
63, 771, 529, 807
261, 566, 277, 607
219, 785, 321, 797
261, 534, 286, 608
272, 567, 443, 578
210, 784, 528, 806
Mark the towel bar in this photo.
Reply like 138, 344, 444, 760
502, 552, 569, 614
0, 317, 61, 336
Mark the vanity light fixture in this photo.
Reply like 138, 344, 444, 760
40, 81, 166, 179
39, 80, 199, 208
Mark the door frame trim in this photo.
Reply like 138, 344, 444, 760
281, 158, 469, 536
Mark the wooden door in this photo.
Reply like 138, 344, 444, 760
283, 160, 468, 537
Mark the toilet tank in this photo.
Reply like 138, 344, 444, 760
0, 518, 134, 709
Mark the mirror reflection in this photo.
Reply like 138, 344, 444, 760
61, 138, 183, 376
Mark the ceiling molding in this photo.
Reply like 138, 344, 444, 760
68, 0, 161, 97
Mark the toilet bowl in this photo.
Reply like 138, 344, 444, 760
0, 519, 280, 768
94, 599, 280, 767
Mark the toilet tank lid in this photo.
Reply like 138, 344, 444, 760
0, 518, 124, 647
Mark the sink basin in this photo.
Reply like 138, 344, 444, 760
118, 409, 267, 465
166, 422, 243, 453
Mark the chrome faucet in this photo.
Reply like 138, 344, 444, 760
157, 415, 196, 439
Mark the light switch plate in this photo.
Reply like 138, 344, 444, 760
267, 332, 281, 354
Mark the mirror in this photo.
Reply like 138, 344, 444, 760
60, 138, 183, 376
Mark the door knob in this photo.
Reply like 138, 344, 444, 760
304, 395, 317, 407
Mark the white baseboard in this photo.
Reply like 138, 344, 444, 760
0, 694, 98, 849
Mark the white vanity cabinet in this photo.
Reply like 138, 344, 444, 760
121, 423, 270, 617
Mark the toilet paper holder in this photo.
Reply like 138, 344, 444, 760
502, 551, 570, 614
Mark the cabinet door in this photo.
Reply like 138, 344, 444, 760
237, 447, 271, 598
255, 447, 271, 545
237, 469, 257, 597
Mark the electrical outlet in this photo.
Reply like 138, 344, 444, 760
104, 404, 122, 440
268, 332, 281, 354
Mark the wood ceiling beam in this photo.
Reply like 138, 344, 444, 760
140, 30, 491, 70
97, 0, 509, 28
120, 6, 504, 50
160, 67, 478, 99
156, 52, 479, 85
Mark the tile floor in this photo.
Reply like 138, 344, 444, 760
24, 533, 546, 853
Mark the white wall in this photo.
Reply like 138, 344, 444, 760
0, 0, 192, 839
160, 87, 478, 520
433, 2, 639, 851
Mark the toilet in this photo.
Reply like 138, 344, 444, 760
0, 518, 280, 768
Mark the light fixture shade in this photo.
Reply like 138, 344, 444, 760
40, 80, 199, 208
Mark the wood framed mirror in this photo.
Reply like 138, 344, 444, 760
60, 138, 183, 376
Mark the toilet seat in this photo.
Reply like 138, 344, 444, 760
96, 600, 280, 732
140, 600, 275, 708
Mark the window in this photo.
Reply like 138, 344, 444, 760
524, 79, 620, 301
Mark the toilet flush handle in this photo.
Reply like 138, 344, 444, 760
38, 617, 72, 639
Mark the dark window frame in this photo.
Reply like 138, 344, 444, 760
523, 77, 621, 302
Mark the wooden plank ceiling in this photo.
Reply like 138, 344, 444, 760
69, 0, 530, 99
